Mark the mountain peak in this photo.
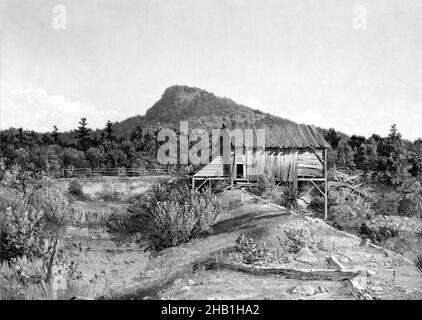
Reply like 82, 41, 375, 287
144, 85, 264, 125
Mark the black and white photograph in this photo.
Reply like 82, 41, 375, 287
0, 0, 421, 304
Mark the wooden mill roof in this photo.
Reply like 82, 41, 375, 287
222, 121, 330, 149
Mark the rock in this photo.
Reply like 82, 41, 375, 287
297, 194, 312, 209
143, 296, 153, 300
317, 285, 328, 293
366, 270, 376, 277
187, 279, 195, 286
360, 239, 370, 247
339, 256, 352, 263
179, 286, 191, 292
291, 285, 316, 296
295, 247, 318, 264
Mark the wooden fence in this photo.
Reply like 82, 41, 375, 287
60, 167, 179, 178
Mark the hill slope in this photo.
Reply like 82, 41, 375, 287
113, 85, 300, 137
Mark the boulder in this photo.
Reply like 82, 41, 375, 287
291, 285, 316, 296
297, 193, 312, 209
295, 247, 319, 264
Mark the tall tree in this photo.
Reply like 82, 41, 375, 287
105, 120, 114, 142
74, 118, 91, 151
324, 128, 341, 149
52, 125, 59, 144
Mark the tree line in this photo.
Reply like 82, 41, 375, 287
324, 124, 422, 186
0, 118, 161, 176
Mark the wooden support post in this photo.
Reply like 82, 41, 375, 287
192, 177, 195, 189
324, 148, 328, 220
293, 161, 298, 195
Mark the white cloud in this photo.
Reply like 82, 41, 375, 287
0, 86, 130, 132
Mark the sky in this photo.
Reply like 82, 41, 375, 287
0, 0, 421, 140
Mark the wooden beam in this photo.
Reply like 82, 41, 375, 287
324, 148, 328, 220
297, 178, 326, 181
195, 178, 210, 191
310, 147, 325, 166
310, 180, 325, 197
202, 259, 362, 281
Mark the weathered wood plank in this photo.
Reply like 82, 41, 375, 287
203, 259, 362, 281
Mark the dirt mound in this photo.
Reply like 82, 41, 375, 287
112, 190, 422, 300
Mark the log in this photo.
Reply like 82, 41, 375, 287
325, 256, 347, 271
203, 259, 362, 281
326, 255, 373, 300
325, 256, 375, 278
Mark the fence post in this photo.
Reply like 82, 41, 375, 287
89, 167, 92, 179
62, 168, 65, 178
117, 167, 120, 177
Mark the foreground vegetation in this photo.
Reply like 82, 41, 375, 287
0, 163, 224, 299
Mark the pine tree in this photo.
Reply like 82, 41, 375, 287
74, 118, 91, 151
52, 125, 59, 144
105, 120, 113, 142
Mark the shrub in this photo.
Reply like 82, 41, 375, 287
414, 254, 422, 273
68, 179, 83, 197
359, 223, 400, 245
283, 226, 316, 253
257, 175, 268, 193
0, 191, 49, 262
374, 191, 401, 216
0, 261, 24, 300
276, 183, 297, 210
27, 187, 70, 226
130, 182, 222, 251
0, 184, 70, 265
229, 234, 275, 265
99, 190, 121, 202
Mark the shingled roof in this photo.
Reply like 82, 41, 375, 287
222, 121, 330, 149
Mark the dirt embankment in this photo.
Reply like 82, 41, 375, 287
111, 190, 422, 300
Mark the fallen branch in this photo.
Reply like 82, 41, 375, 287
203, 259, 362, 281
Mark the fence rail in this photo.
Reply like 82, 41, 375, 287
59, 167, 181, 178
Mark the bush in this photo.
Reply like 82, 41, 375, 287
68, 179, 83, 197
374, 191, 401, 216
229, 234, 275, 265
0, 178, 70, 264
275, 183, 297, 210
283, 226, 316, 253
359, 223, 400, 245
27, 187, 70, 226
130, 182, 222, 251
0, 190, 49, 262
98, 190, 121, 202
414, 254, 422, 273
